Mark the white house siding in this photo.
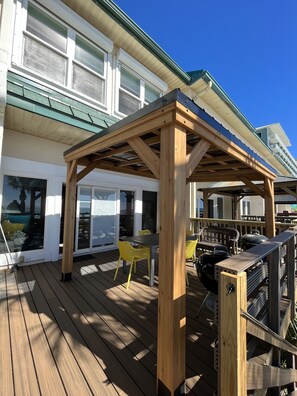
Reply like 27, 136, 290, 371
0, 144, 159, 267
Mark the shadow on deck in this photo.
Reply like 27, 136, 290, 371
0, 250, 217, 395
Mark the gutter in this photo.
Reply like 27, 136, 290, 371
193, 70, 277, 155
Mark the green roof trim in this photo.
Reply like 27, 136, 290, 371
93, 1, 269, 147
187, 69, 270, 150
188, 69, 255, 131
93, 0, 191, 83
6, 71, 118, 133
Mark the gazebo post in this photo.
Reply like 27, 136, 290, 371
264, 177, 276, 238
61, 160, 77, 281
157, 124, 187, 395
203, 191, 210, 218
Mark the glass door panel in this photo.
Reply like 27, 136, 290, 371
92, 188, 116, 247
77, 186, 91, 250
142, 191, 157, 233
119, 190, 134, 237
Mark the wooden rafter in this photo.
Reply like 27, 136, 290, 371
175, 101, 276, 180
77, 162, 97, 182
128, 136, 160, 179
281, 186, 297, 199
65, 103, 176, 162
90, 135, 160, 162
241, 176, 265, 198
186, 139, 210, 178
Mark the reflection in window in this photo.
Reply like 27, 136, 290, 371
92, 188, 116, 248
1, 176, 47, 252
23, 3, 107, 104
118, 64, 161, 116
119, 190, 134, 237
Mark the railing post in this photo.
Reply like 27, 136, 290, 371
287, 235, 296, 319
219, 271, 247, 396
269, 246, 281, 396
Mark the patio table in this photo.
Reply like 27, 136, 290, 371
121, 233, 196, 286
121, 233, 159, 286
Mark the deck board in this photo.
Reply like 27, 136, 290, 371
0, 271, 14, 396
0, 250, 217, 395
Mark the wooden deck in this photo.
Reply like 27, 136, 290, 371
0, 250, 217, 395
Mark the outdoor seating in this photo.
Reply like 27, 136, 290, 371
114, 240, 150, 289
185, 239, 198, 285
197, 226, 239, 254
138, 229, 151, 235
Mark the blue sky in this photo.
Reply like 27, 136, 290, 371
114, 0, 297, 158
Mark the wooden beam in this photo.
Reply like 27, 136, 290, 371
128, 136, 160, 179
65, 104, 175, 162
82, 159, 156, 179
264, 177, 275, 238
219, 271, 247, 396
242, 310, 297, 355
186, 139, 210, 178
195, 163, 250, 172
189, 173, 264, 182
61, 160, 77, 280
240, 176, 265, 198
77, 162, 97, 182
198, 154, 233, 164
157, 124, 187, 395
175, 102, 276, 180
247, 362, 297, 390
91, 135, 160, 162
281, 186, 297, 199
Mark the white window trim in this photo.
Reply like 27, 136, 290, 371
117, 48, 168, 93
11, 0, 112, 111
36, 0, 113, 53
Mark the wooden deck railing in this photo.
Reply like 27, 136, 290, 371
215, 228, 297, 395
190, 217, 294, 236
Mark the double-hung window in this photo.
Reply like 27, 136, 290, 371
20, 2, 109, 105
116, 49, 167, 116
118, 64, 161, 116
73, 36, 106, 103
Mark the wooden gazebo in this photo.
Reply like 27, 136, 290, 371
61, 89, 276, 395
198, 175, 297, 220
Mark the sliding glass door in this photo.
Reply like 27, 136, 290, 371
77, 186, 117, 250
92, 188, 117, 248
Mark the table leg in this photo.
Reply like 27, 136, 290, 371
149, 246, 156, 287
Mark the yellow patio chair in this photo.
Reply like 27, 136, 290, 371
185, 239, 198, 286
114, 241, 150, 289
138, 229, 151, 235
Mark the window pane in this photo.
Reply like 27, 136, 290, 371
120, 66, 140, 97
92, 188, 116, 247
1, 176, 47, 252
75, 37, 104, 75
145, 84, 160, 103
119, 90, 140, 115
24, 36, 66, 84
27, 3, 67, 53
73, 64, 104, 102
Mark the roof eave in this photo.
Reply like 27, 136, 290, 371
92, 0, 191, 84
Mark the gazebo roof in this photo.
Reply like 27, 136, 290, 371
64, 89, 275, 183
198, 174, 297, 203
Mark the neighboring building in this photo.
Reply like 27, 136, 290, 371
0, 0, 295, 266
256, 123, 297, 177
